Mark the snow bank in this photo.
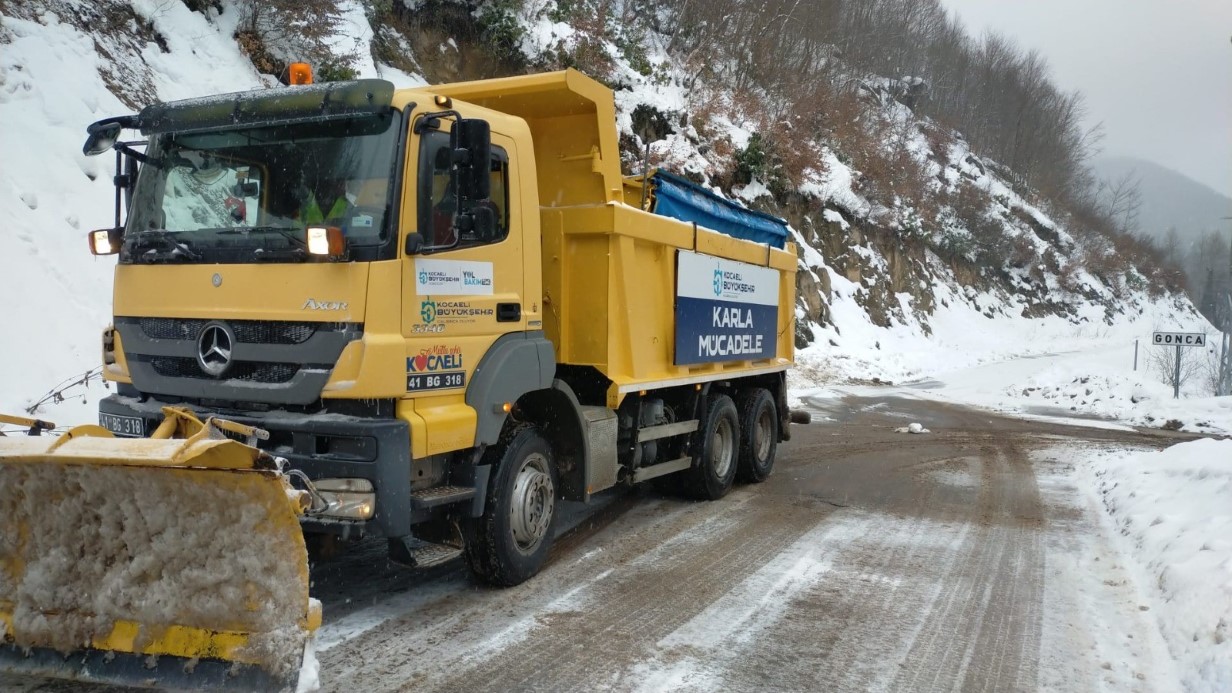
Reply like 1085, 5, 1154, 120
796, 264, 1198, 379
1010, 367, 1232, 434
1083, 440, 1232, 692
296, 637, 321, 693
808, 315, 1232, 435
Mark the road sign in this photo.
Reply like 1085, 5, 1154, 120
1152, 331, 1206, 347
1151, 332, 1208, 399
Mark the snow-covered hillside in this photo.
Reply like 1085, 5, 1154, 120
0, 0, 410, 423
0, 3, 271, 423
0, 0, 1217, 427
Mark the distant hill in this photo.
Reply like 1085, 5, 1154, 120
1093, 156, 1232, 247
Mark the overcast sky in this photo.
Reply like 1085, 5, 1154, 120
940, 0, 1232, 196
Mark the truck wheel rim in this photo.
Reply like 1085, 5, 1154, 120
510, 453, 554, 554
755, 406, 773, 462
712, 417, 734, 478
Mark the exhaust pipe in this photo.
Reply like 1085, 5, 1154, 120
789, 409, 812, 425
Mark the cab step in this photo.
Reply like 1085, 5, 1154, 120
387, 536, 463, 570
411, 485, 477, 509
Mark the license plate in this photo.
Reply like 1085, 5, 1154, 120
99, 412, 144, 437
406, 371, 466, 392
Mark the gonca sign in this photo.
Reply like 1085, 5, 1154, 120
1152, 331, 1206, 347
414, 259, 494, 296
675, 250, 778, 365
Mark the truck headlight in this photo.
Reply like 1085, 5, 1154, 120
314, 478, 375, 521
306, 226, 346, 256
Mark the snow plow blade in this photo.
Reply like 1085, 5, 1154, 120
0, 408, 320, 691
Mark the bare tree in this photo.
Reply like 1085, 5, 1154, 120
1184, 230, 1232, 323
1198, 343, 1228, 396
1147, 343, 1203, 395
662, 0, 1109, 204
1095, 171, 1143, 234
1161, 226, 1182, 265
234, 0, 356, 77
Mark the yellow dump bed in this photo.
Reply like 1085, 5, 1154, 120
541, 204, 795, 407
434, 71, 797, 407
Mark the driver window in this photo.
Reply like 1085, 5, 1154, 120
417, 130, 509, 249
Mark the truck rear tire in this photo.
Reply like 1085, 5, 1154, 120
463, 425, 558, 586
682, 394, 739, 500
736, 388, 778, 483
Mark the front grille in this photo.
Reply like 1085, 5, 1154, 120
140, 318, 208, 341
139, 318, 329, 344
232, 322, 320, 344
120, 316, 361, 404
149, 357, 300, 384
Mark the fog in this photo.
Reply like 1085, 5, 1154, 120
942, 0, 1232, 195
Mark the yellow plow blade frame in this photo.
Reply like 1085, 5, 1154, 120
0, 410, 319, 690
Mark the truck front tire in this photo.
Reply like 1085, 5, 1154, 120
736, 388, 778, 483
464, 425, 558, 586
682, 394, 739, 500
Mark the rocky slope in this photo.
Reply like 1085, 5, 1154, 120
0, 0, 1210, 421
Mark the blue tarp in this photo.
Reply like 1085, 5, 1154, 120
649, 171, 788, 249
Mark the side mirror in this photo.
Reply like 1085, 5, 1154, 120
83, 121, 123, 157
234, 181, 260, 197
452, 118, 491, 201
88, 227, 123, 256
471, 206, 496, 241
404, 232, 426, 256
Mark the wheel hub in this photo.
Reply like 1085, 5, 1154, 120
755, 407, 773, 461
510, 453, 554, 553
712, 417, 734, 478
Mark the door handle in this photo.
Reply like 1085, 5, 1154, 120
497, 302, 521, 322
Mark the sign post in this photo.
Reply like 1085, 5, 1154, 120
1173, 345, 1181, 399
1152, 331, 1207, 399
1220, 331, 1231, 397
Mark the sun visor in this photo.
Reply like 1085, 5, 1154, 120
134, 79, 396, 135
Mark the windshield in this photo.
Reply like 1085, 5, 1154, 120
124, 111, 402, 263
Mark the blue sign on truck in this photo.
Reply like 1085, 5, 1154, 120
675, 250, 779, 365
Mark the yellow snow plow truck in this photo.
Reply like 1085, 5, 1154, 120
1, 68, 802, 689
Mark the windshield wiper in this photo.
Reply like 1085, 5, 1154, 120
253, 246, 308, 262
127, 231, 201, 262
215, 225, 306, 247
210, 226, 310, 261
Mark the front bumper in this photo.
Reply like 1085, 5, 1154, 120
99, 394, 411, 539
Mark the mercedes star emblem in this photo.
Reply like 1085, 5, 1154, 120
212, 273, 222, 287
196, 322, 234, 377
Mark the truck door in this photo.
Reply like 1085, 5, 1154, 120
400, 126, 526, 444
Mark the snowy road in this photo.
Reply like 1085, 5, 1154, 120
305, 396, 1189, 692
4, 396, 1198, 692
